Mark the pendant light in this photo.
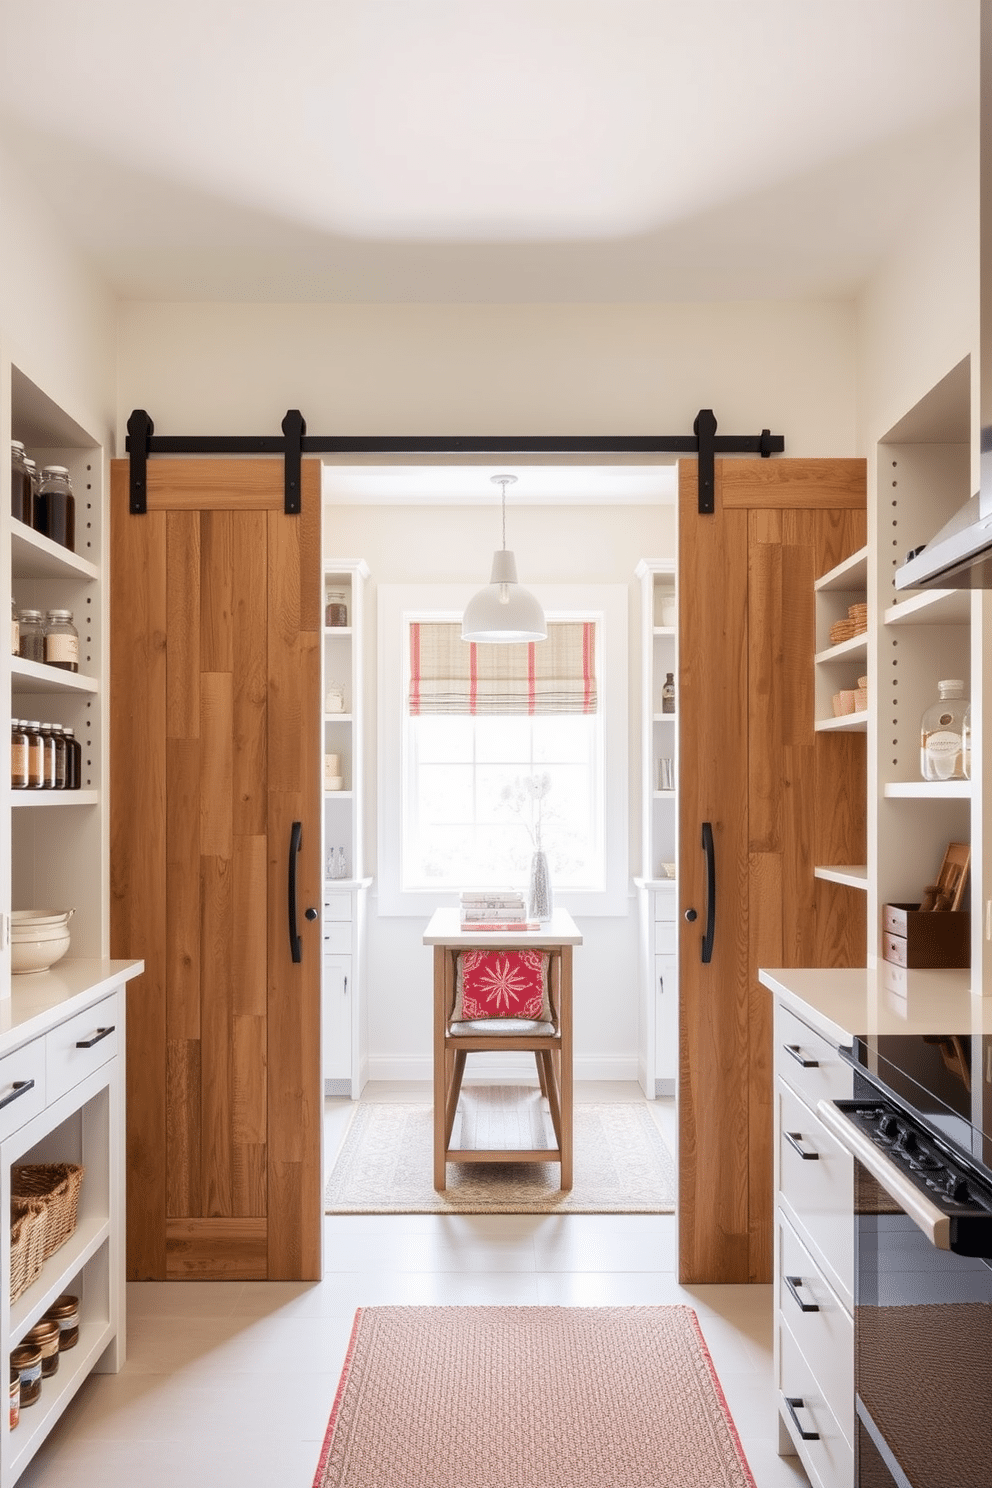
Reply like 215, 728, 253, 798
461, 474, 547, 643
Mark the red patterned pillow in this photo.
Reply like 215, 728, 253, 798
453, 950, 551, 1022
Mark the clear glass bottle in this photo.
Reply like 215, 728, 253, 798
23, 457, 38, 523
51, 725, 67, 790
920, 679, 969, 781
17, 608, 44, 663
661, 672, 675, 714
10, 441, 31, 524
10, 598, 18, 655
24, 720, 44, 790
10, 721, 28, 790
38, 723, 57, 788
44, 610, 78, 672
35, 465, 75, 550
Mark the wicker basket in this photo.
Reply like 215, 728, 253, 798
10, 1196, 48, 1303
12, 1164, 84, 1263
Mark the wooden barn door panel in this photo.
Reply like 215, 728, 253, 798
111, 458, 321, 1281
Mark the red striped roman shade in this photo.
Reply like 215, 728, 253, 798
408, 621, 597, 716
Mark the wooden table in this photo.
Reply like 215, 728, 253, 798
423, 908, 582, 1191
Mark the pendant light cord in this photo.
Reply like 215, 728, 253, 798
492, 472, 516, 551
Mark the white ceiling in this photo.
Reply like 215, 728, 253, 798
0, 0, 977, 303
321, 462, 678, 505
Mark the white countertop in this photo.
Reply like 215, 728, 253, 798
758, 964, 991, 1045
0, 958, 143, 1055
423, 907, 582, 947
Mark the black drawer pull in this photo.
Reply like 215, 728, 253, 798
784, 1043, 819, 1069
76, 1026, 115, 1049
785, 1130, 819, 1161
784, 1396, 819, 1441
784, 1274, 819, 1313
0, 1079, 35, 1111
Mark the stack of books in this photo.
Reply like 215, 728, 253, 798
458, 891, 538, 932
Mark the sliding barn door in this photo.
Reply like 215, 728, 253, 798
110, 458, 322, 1280
678, 458, 866, 1284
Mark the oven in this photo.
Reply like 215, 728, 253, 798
817, 1033, 992, 1488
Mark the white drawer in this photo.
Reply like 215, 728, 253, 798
777, 1005, 853, 1113
655, 922, 677, 955
778, 1213, 853, 1447
322, 892, 352, 921
654, 890, 677, 923
0, 1038, 46, 1144
778, 1082, 853, 1312
779, 1316, 854, 1488
323, 922, 352, 955
46, 994, 119, 1105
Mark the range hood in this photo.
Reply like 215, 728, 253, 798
895, 6, 989, 592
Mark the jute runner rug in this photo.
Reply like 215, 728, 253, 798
324, 1090, 675, 1214
312, 1306, 756, 1488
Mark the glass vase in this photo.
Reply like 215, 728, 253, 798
527, 849, 553, 922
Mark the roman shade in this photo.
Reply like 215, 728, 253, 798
408, 620, 597, 716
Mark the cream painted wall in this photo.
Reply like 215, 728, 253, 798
116, 299, 858, 456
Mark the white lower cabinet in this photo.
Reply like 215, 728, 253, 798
322, 885, 368, 1098
322, 954, 351, 1091
773, 996, 854, 1488
0, 965, 138, 1488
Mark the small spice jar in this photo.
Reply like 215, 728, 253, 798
38, 723, 57, 789
51, 725, 68, 790
24, 1319, 60, 1379
10, 1342, 42, 1407
325, 590, 348, 627
11, 598, 18, 655
35, 465, 75, 550
44, 609, 79, 672
11, 721, 28, 791
10, 441, 31, 525
17, 608, 45, 663
44, 1294, 80, 1352
24, 721, 44, 790
9, 1365, 19, 1430
62, 728, 81, 790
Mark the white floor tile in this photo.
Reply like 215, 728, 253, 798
15, 1086, 809, 1488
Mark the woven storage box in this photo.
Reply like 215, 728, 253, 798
10, 1197, 48, 1302
11, 1164, 83, 1263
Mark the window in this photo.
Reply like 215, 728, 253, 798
378, 585, 628, 915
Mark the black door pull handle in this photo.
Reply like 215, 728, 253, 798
289, 820, 303, 963
701, 821, 715, 963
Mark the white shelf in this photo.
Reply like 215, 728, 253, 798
10, 1215, 110, 1342
652, 626, 676, 637
323, 626, 353, 638
11, 792, 98, 808
652, 712, 678, 722
323, 713, 353, 723
884, 780, 971, 799
814, 634, 868, 666
814, 864, 868, 890
9, 1317, 115, 1479
11, 658, 97, 696
653, 789, 676, 798
883, 589, 971, 626
814, 710, 868, 733
324, 789, 354, 799
10, 523, 99, 583
814, 545, 868, 592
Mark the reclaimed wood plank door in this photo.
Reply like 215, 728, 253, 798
678, 458, 866, 1284
110, 458, 322, 1281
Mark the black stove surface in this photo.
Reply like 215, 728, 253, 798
849, 1032, 992, 1177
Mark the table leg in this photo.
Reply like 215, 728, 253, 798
559, 945, 573, 1190
433, 945, 449, 1190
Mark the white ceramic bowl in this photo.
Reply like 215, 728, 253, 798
11, 908, 74, 931
11, 934, 71, 975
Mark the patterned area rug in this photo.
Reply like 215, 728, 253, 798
312, 1306, 756, 1488
324, 1089, 675, 1213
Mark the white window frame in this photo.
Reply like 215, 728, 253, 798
377, 583, 628, 917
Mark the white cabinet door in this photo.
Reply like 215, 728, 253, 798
655, 954, 677, 1086
322, 954, 352, 1084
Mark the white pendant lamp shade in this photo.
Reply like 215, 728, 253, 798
462, 476, 547, 643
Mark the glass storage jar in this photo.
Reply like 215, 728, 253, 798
51, 725, 67, 789
661, 672, 675, 714
63, 727, 81, 790
920, 679, 969, 781
8, 1366, 18, 1430
35, 465, 75, 550
24, 721, 44, 790
10, 598, 18, 655
38, 723, 57, 788
10, 721, 28, 790
44, 1294, 79, 1351
10, 1343, 42, 1407
44, 609, 78, 672
325, 590, 348, 626
24, 1320, 60, 1379
17, 608, 44, 663
10, 441, 31, 524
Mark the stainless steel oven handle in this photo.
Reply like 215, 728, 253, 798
816, 1098, 951, 1250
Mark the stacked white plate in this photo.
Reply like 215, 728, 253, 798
11, 909, 74, 975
